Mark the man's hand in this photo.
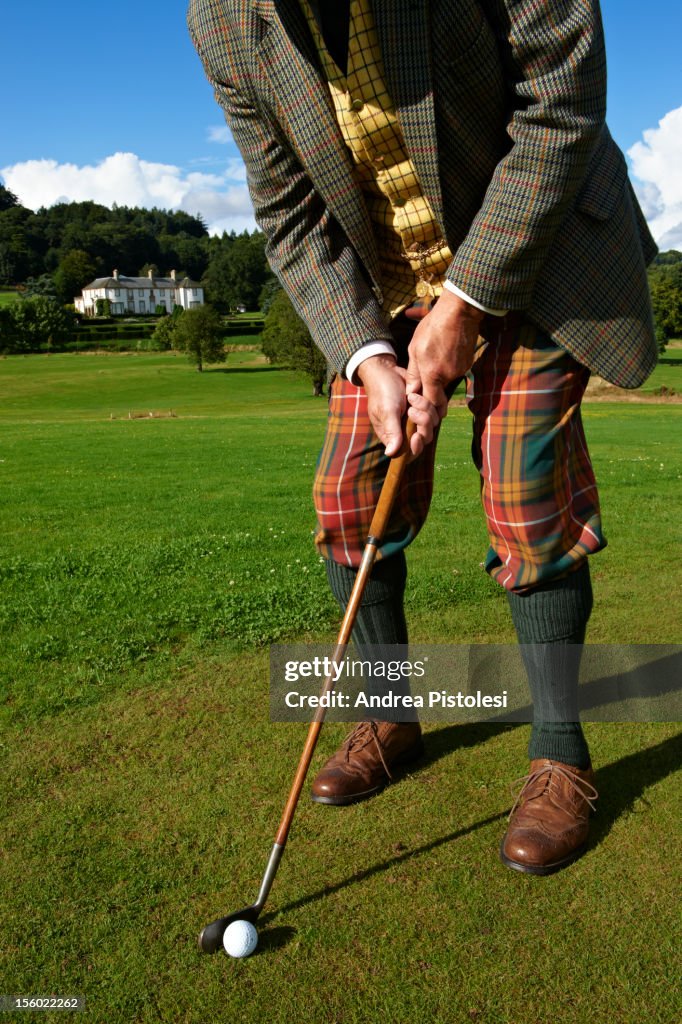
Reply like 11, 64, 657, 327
405, 290, 485, 418
356, 354, 439, 458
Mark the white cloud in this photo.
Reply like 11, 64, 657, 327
0, 150, 255, 235
223, 159, 248, 182
628, 106, 682, 251
207, 125, 232, 144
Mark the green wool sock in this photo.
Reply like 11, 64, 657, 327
326, 555, 415, 721
326, 554, 408, 646
507, 561, 593, 769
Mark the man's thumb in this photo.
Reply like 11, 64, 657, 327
380, 414, 404, 457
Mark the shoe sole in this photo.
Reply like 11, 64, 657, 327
311, 739, 425, 806
498, 837, 588, 876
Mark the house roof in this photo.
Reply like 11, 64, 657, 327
81, 275, 191, 291
82, 277, 118, 290
78, 276, 205, 304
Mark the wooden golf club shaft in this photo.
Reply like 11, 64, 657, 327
274, 418, 416, 847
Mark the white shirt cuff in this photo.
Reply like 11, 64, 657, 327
345, 341, 397, 384
443, 280, 508, 317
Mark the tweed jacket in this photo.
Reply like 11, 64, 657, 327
187, 0, 658, 387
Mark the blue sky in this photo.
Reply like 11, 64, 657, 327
1, 1, 680, 244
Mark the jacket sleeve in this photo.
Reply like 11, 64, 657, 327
186, 2, 392, 375
446, 0, 608, 311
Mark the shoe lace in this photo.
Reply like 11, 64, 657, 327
508, 761, 598, 821
341, 720, 392, 779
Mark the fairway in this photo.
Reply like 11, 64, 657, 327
1, 352, 680, 1024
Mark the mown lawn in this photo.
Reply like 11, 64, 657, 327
0, 351, 680, 1024
0, 287, 19, 306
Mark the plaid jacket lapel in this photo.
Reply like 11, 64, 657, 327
373, 0, 444, 228
253, 0, 381, 287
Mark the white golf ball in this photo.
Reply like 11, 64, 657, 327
223, 919, 258, 959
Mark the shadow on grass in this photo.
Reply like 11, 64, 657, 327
590, 729, 682, 848
474, 649, 681, 724
260, 726, 680, 925
422, 704, 682, 857
256, 925, 297, 953
419, 722, 517, 768
260, 807, 508, 927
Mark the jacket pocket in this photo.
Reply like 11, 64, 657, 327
576, 132, 629, 221
436, 13, 501, 86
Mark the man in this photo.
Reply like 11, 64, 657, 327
188, 0, 657, 874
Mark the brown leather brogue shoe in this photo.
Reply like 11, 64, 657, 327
311, 720, 424, 805
500, 758, 598, 876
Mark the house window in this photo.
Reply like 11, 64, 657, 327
114, 289, 120, 296
193, 289, 198, 296
112, 303, 124, 315
139, 301, 146, 313
139, 290, 144, 296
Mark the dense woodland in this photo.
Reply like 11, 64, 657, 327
0, 184, 275, 312
647, 249, 682, 349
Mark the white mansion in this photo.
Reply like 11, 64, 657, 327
74, 269, 204, 316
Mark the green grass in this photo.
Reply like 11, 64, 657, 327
0, 351, 680, 1023
636, 343, 682, 394
228, 311, 264, 321
0, 287, 19, 306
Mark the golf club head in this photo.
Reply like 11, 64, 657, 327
198, 904, 262, 954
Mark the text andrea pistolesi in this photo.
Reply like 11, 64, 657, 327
282, 657, 507, 709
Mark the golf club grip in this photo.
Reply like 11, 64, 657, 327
274, 419, 416, 847
366, 418, 417, 543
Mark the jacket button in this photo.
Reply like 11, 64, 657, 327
349, 97, 365, 112
393, 197, 407, 208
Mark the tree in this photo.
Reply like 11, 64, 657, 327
138, 262, 159, 278
171, 235, 207, 282
652, 250, 682, 266
0, 243, 17, 285
6, 296, 74, 351
0, 205, 45, 283
648, 257, 682, 353
261, 289, 328, 396
172, 305, 226, 371
22, 274, 58, 300
53, 249, 97, 305
259, 276, 281, 316
0, 198, 210, 287
203, 230, 275, 312
0, 184, 20, 212
151, 313, 179, 351
0, 306, 20, 352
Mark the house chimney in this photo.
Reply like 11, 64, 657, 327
170, 269, 176, 281
113, 269, 119, 280
148, 268, 154, 280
